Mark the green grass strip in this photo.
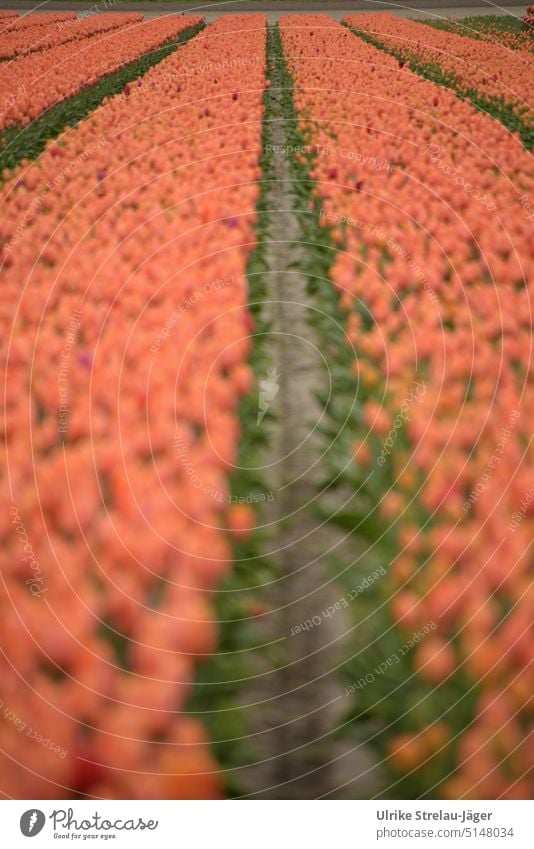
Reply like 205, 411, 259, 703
0, 21, 204, 177
185, 26, 281, 797
345, 23, 533, 151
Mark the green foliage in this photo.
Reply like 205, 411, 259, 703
186, 27, 283, 796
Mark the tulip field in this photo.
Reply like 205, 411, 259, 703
0, 9, 533, 804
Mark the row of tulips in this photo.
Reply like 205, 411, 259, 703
426, 16, 534, 55
0, 11, 18, 20
525, 6, 534, 28
279, 14, 533, 799
345, 13, 533, 133
0, 15, 203, 132
2, 12, 75, 31
0, 13, 267, 799
0, 12, 144, 61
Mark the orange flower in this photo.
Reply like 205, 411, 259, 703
227, 503, 256, 540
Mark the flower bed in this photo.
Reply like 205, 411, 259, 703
0, 12, 267, 799
0, 13, 144, 61
3, 12, 76, 31
279, 13, 533, 800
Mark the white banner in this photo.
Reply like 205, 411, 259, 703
1, 800, 531, 848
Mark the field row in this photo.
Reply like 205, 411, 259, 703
1, 12, 76, 31
279, 14, 533, 799
1, 13, 266, 799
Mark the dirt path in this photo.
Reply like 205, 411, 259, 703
236, 27, 380, 800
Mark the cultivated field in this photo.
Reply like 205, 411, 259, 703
0, 7, 532, 803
